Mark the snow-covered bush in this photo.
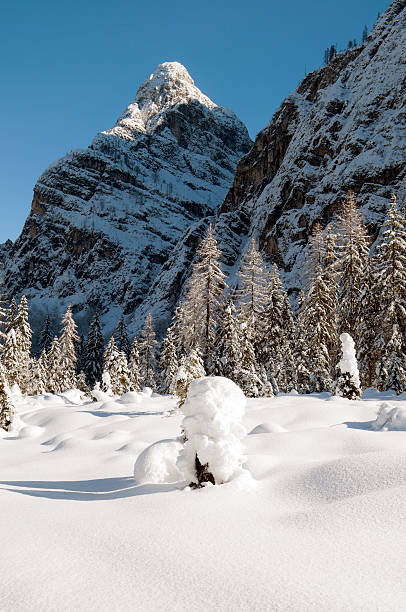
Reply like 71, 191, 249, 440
178, 376, 247, 487
335, 333, 361, 400
372, 402, 406, 431
134, 439, 184, 484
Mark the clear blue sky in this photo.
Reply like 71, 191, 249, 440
0, 0, 385, 243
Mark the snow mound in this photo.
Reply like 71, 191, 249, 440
178, 376, 247, 484
141, 387, 153, 398
18, 425, 43, 438
294, 451, 406, 503
119, 392, 142, 405
373, 402, 406, 430
249, 422, 287, 434
134, 439, 184, 484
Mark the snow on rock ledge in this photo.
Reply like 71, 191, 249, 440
178, 376, 247, 485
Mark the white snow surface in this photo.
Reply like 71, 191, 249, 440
2, 388, 406, 610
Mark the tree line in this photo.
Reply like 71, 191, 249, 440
0, 191, 405, 430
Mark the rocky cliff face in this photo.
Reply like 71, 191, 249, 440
141, 0, 406, 325
4, 62, 251, 335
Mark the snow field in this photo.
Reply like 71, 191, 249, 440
1, 389, 406, 610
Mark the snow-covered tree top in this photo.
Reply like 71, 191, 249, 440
103, 61, 239, 138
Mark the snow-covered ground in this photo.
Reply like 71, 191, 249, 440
1, 388, 406, 611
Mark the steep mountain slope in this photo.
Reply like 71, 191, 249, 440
4, 62, 251, 335
142, 1, 406, 327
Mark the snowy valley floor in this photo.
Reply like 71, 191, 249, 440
1, 389, 406, 611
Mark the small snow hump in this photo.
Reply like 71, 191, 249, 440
178, 376, 247, 487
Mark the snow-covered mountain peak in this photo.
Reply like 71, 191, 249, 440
103, 61, 218, 139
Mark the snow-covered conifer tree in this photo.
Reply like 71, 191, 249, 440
110, 350, 130, 395
114, 314, 132, 358
6, 298, 18, 333
3, 330, 19, 387
159, 327, 179, 394
138, 314, 158, 389
213, 299, 241, 383
0, 292, 8, 348
128, 336, 140, 392
293, 292, 311, 394
15, 296, 32, 392
102, 336, 117, 391
77, 371, 89, 394
334, 333, 361, 399
47, 337, 62, 394
237, 237, 267, 348
170, 350, 205, 410
336, 192, 370, 338
301, 224, 334, 392
168, 303, 187, 362
356, 256, 379, 389
181, 225, 227, 371
0, 368, 14, 431
84, 312, 104, 389
236, 321, 263, 397
27, 356, 46, 396
59, 305, 79, 390
38, 314, 53, 356
373, 195, 406, 393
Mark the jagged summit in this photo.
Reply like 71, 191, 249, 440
103, 61, 226, 139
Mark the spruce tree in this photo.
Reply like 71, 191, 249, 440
114, 314, 132, 358
181, 224, 227, 371
356, 256, 379, 389
48, 337, 63, 394
138, 314, 158, 389
0, 292, 8, 348
336, 192, 370, 339
59, 305, 79, 390
3, 330, 20, 387
38, 314, 53, 356
6, 298, 18, 333
236, 321, 263, 397
128, 336, 141, 392
77, 371, 89, 394
301, 224, 334, 392
27, 356, 46, 396
15, 295, 32, 392
373, 195, 406, 393
213, 299, 241, 384
293, 292, 312, 394
84, 312, 104, 388
110, 350, 130, 395
334, 333, 361, 400
103, 336, 117, 391
159, 328, 179, 394
0, 368, 14, 431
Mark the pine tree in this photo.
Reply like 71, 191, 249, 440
0, 368, 14, 431
84, 312, 104, 388
138, 314, 158, 389
170, 350, 205, 410
114, 314, 132, 358
374, 195, 406, 393
128, 336, 141, 392
110, 350, 130, 395
48, 337, 63, 394
159, 327, 179, 394
336, 192, 370, 339
213, 299, 241, 384
38, 315, 53, 356
59, 305, 79, 390
181, 225, 227, 371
